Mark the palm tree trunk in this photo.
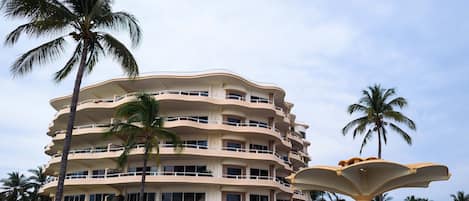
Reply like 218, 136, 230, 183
139, 148, 148, 201
54, 40, 89, 201
377, 127, 382, 159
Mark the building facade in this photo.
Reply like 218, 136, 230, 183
41, 72, 311, 201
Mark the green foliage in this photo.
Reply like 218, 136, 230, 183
106, 93, 183, 168
373, 193, 393, 201
451, 191, 469, 201
1, 0, 141, 81
0, 172, 31, 201
342, 84, 416, 157
404, 195, 430, 201
309, 191, 345, 201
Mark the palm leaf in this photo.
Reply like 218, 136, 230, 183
11, 36, 66, 76
389, 123, 412, 145
100, 33, 139, 77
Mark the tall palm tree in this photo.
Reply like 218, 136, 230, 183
451, 191, 469, 201
28, 167, 51, 201
106, 93, 182, 201
0, 172, 31, 201
1, 1, 141, 201
342, 84, 416, 158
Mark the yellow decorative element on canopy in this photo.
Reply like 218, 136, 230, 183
287, 158, 450, 201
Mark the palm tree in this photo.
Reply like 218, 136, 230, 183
28, 167, 51, 201
373, 193, 392, 201
451, 191, 469, 201
310, 191, 326, 201
404, 195, 430, 201
0, 172, 31, 201
106, 93, 182, 201
1, 1, 141, 201
342, 84, 416, 158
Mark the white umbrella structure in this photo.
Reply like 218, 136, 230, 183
287, 157, 450, 201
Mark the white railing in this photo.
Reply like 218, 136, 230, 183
166, 116, 215, 124
62, 90, 210, 109
221, 175, 291, 188
221, 147, 273, 154
225, 95, 246, 101
45, 171, 291, 188
46, 171, 213, 183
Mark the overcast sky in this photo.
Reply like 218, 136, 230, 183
0, 1, 468, 200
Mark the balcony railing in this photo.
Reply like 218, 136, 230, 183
59, 90, 285, 113
44, 172, 291, 189
50, 144, 292, 167
54, 117, 283, 136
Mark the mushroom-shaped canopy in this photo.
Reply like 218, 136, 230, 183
288, 158, 450, 201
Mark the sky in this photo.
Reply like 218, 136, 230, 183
0, 0, 468, 200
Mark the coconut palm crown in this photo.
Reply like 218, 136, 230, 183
451, 191, 469, 201
1, 1, 141, 201
106, 93, 182, 201
342, 84, 416, 158
0, 172, 31, 201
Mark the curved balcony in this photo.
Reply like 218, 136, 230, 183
292, 190, 308, 200
50, 91, 288, 128
289, 133, 304, 149
289, 151, 306, 168
40, 172, 293, 194
45, 144, 293, 172
48, 117, 292, 149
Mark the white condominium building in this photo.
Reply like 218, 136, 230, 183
41, 72, 311, 201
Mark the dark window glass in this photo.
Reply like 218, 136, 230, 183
162, 193, 171, 201
260, 196, 268, 201
195, 193, 205, 201
79, 195, 85, 201
227, 168, 242, 176
183, 193, 195, 201
226, 118, 241, 125
227, 142, 242, 151
173, 193, 183, 201
227, 194, 241, 201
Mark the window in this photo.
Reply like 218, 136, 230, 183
66, 171, 88, 179
250, 96, 269, 103
92, 169, 105, 178
167, 140, 208, 149
128, 167, 152, 175
226, 117, 242, 126
226, 91, 245, 101
248, 120, 268, 128
226, 142, 243, 151
163, 165, 210, 176
126, 193, 155, 201
225, 167, 243, 178
249, 144, 268, 153
64, 195, 85, 201
90, 194, 114, 201
162, 192, 205, 201
226, 193, 242, 201
250, 168, 268, 179
249, 194, 268, 201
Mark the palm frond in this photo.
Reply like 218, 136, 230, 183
383, 111, 416, 130
95, 11, 142, 47
389, 123, 412, 145
4, 20, 71, 45
100, 33, 139, 77
2, 0, 74, 20
11, 36, 66, 76
387, 97, 408, 109
54, 41, 82, 82
359, 129, 373, 154
347, 103, 368, 114
342, 116, 368, 135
